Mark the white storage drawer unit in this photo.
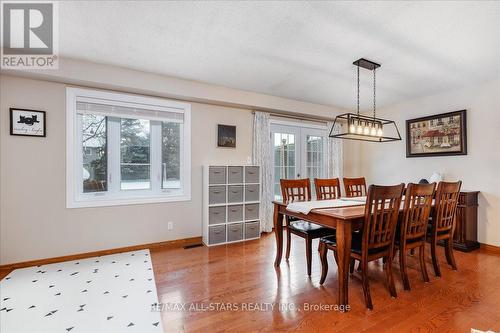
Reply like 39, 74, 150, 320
202, 165, 261, 246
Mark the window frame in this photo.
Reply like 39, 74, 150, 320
66, 87, 191, 208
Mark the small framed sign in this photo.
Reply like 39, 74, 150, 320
10, 108, 46, 137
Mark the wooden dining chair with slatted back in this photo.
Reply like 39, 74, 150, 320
319, 183, 405, 309
280, 179, 335, 276
343, 177, 367, 197
396, 182, 436, 290
314, 178, 342, 200
428, 181, 462, 277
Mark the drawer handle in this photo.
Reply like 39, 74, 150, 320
231, 228, 239, 232
212, 212, 220, 215
248, 171, 255, 175
213, 171, 221, 174
213, 191, 221, 194
248, 226, 256, 230
214, 230, 221, 234
248, 190, 254, 193
231, 171, 239, 174
247, 208, 254, 211
231, 209, 238, 212
231, 190, 239, 193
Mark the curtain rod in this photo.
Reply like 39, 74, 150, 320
251, 110, 334, 124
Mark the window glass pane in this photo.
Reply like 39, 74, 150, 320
306, 135, 324, 194
273, 132, 296, 199
162, 122, 181, 189
82, 114, 107, 193
120, 118, 150, 190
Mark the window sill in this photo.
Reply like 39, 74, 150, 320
67, 194, 191, 209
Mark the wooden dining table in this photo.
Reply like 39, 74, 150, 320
273, 200, 367, 308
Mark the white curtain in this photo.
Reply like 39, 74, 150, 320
252, 111, 274, 233
326, 122, 343, 180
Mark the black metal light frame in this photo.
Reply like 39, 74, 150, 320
329, 58, 402, 143
329, 112, 402, 142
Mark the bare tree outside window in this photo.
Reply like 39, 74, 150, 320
162, 122, 181, 189
82, 114, 107, 192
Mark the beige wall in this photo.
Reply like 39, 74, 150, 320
0, 71, 343, 265
0, 75, 256, 264
345, 79, 500, 246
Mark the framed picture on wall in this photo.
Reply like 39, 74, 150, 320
406, 109, 467, 157
10, 108, 46, 137
217, 124, 236, 148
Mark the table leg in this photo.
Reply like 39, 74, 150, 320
336, 220, 352, 308
274, 203, 284, 267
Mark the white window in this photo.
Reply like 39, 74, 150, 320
270, 120, 328, 200
66, 88, 191, 208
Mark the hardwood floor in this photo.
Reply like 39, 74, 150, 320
151, 233, 500, 332
2, 233, 500, 332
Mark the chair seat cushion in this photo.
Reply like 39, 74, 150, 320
320, 233, 388, 255
288, 221, 335, 237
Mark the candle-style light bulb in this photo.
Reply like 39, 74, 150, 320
377, 127, 383, 137
363, 124, 370, 135
370, 123, 377, 136
349, 122, 355, 133
357, 121, 363, 134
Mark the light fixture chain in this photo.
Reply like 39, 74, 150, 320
357, 64, 360, 116
373, 67, 376, 119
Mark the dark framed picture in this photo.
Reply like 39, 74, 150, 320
10, 108, 46, 137
217, 124, 236, 148
406, 110, 467, 157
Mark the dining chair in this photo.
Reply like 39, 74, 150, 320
314, 178, 342, 200
428, 181, 462, 277
396, 182, 436, 290
343, 177, 367, 197
319, 183, 405, 309
280, 179, 335, 276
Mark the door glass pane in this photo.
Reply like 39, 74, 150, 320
162, 122, 181, 189
273, 132, 296, 200
120, 118, 150, 190
306, 135, 324, 194
82, 114, 107, 193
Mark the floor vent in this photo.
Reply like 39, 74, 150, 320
183, 244, 203, 249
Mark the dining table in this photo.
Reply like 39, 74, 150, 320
273, 198, 368, 309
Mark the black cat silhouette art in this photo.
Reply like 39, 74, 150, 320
18, 115, 40, 126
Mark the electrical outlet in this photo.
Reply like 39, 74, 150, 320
167, 221, 173, 230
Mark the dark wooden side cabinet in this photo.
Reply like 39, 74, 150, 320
452, 190, 480, 252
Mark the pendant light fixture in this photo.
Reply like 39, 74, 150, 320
329, 58, 401, 142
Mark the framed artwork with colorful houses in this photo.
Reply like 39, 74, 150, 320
406, 110, 467, 157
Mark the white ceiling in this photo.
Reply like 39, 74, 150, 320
59, 1, 500, 110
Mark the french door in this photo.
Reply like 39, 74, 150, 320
271, 122, 328, 200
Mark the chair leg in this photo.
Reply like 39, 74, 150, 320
333, 250, 339, 266
410, 248, 415, 256
399, 247, 411, 291
444, 238, 458, 270
419, 244, 430, 282
430, 237, 441, 277
285, 227, 292, 260
386, 253, 397, 298
306, 237, 312, 276
349, 259, 355, 274
360, 260, 373, 310
319, 242, 328, 285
